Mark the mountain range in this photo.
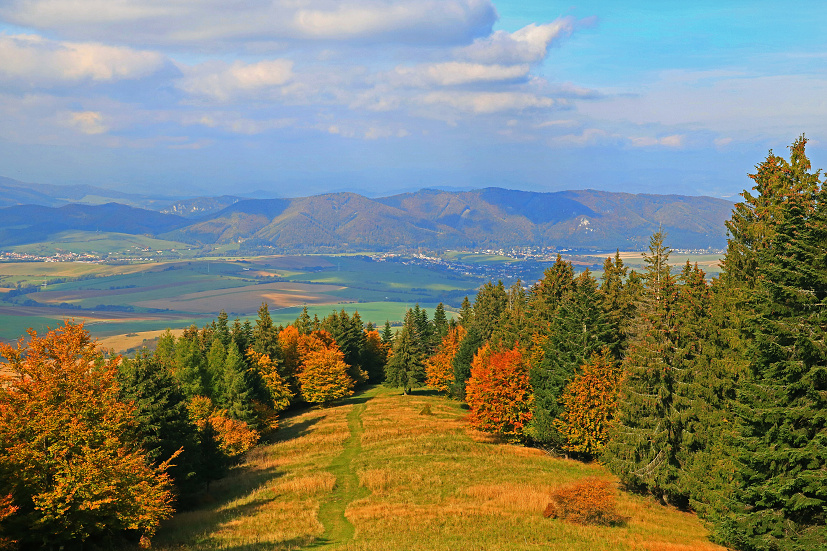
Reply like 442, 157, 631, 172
0, 177, 735, 251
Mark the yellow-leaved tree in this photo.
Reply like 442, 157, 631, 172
0, 322, 176, 548
554, 348, 623, 458
298, 348, 354, 406
425, 325, 466, 393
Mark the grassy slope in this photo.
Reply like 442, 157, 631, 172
153, 386, 723, 551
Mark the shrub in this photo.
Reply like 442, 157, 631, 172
544, 477, 623, 526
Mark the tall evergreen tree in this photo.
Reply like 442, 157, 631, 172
529, 270, 611, 448
604, 231, 685, 504
117, 352, 202, 499
384, 310, 425, 394
381, 320, 393, 344
725, 164, 827, 550
252, 302, 280, 360
433, 302, 449, 340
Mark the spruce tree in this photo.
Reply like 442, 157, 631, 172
433, 302, 449, 340
727, 172, 827, 550
529, 270, 611, 448
604, 231, 685, 504
384, 311, 425, 394
117, 352, 202, 499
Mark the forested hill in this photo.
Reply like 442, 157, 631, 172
164, 187, 732, 251
0, 183, 733, 251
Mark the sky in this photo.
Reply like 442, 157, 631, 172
0, 1, 825, 199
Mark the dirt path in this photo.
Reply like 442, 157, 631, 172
310, 389, 375, 548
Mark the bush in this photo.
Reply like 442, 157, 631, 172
543, 477, 624, 526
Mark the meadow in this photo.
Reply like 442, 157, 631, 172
152, 385, 724, 551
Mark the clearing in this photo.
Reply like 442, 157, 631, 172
153, 385, 724, 551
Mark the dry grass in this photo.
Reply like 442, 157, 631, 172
152, 386, 726, 551
96, 328, 185, 353
273, 473, 336, 496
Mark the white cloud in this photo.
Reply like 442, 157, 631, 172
456, 18, 575, 64
579, 71, 827, 141
184, 112, 295, 135
422, 91, 555, 114
389, 62, 530, 87
177, 59, 294, 102
0, 33, 165, 85
628, 134, 684, 148
550, 128, 613, 146
64, 111, 108, 134
0, 0, 496, 48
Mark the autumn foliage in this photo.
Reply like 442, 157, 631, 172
425, 325, 466, 393
187, 396, 259, 458
0, 322, 176, 547
554, 349, 623, 457
465, 345, 533, 440
544, 477, 622, 526
298, 348, 355, 405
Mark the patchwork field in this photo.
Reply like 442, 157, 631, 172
0, 255, 481, 344
152, 385, 725, 551
0, 250, 723, 345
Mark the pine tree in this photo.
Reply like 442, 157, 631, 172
528, 255, 575, 335
458, 296, 474, 327
381, 320, 393, 344
726, 168, 827, 550
295, 306, 312, 335
603, 230, 685, 504
384, 311, 425, 394
117, 352, 202, 499
491, 281, 529, 348
473, 281, 507, 341
433, 302, 449, 340
252, 302, 280, 360
173, 326, 206, 398
529, 270, 611, 448
221, 342, 255, 425
450, 325, 484, 400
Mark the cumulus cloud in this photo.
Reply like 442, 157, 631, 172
456, 18, 575, 64
0, 33, 166, 85
177, 59, 294, 102
0, 0, 496, 48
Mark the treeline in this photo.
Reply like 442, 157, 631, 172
382, 136, 824, 551
0, 305, 389, 548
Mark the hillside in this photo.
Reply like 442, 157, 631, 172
0, 181, 734, 251
153, 385, 724, 550
0, 203, 190, 246
166, 187, 733, 251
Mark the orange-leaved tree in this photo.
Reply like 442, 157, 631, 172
187, 396, 259, 459
465, 344, 533, 441
425, 325, 466, 393
554, 348, 623, 458
0, 322, 176, 548
298, 348, 354, 406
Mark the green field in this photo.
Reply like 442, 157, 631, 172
152, 385, 724, 551
6, 231, 193, 257
0, 255, 479, 343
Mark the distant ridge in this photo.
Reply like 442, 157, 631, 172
0, 182, 734, 251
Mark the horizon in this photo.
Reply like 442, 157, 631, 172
1, 1, 825, 199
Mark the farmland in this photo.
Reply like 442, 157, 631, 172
0, 249, 723, 348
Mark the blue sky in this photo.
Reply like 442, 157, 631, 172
0, 1, 824, 199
